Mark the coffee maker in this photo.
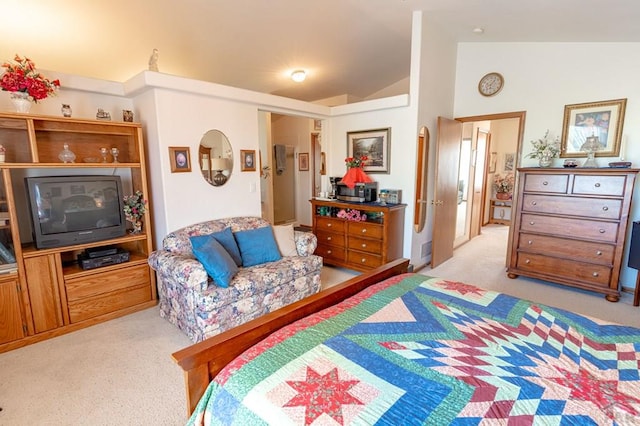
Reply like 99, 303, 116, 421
329, 176, 341, 199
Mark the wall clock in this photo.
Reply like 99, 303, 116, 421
478, 72, 504, 97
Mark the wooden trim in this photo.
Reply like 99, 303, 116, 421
172, 258, 410, 416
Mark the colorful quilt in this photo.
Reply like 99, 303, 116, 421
188, 274, 640, 425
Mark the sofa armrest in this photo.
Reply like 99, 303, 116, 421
294, 231, 317, 256
148, 250, 209, 291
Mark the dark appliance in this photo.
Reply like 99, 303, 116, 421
336, 181, 378, 203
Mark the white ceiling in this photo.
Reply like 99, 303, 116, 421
4, 0, 640, 102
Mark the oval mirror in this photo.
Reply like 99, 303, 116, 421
414, 126, 429, 232
199, 130, 233, 186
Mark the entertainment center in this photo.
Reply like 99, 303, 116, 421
0, 112, 156, 353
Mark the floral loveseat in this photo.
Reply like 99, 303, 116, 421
148, 217, 322, 342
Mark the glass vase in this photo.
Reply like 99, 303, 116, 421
10, 92, 32, 113
538, 155, 553, 167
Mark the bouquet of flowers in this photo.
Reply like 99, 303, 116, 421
493, 173, 515, 194
345, 155, 368, 168
526, 130, 560, 159
123, 190, 147, 223
337, 208, 367, 222
0, 54, 60, 102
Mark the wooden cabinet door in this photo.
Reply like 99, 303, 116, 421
23, 255, 64, 333
0, 278, 25, 344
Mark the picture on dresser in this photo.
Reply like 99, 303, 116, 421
560, 98, 627, 157
347, 128, 390, 173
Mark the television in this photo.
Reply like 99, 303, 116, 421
25, 175, 127, 249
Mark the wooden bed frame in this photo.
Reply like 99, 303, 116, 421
172, 258, 410, 416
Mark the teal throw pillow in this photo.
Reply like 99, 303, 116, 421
234, 226, 282, 267
189, 234, 238, 288
211, 227, 242, 266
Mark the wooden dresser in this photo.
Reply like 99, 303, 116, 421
507, 168, 638, 301
310, 199, 405, 272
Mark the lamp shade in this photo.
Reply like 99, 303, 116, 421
211, 157, 227, 171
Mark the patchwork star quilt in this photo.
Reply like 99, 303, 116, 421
188, 274, 640, 425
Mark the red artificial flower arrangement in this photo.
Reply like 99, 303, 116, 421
0, 54, 60, 102
341, 155, 373, 188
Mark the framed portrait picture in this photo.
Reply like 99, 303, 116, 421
560, 98, 627, 157
347, 127, 391, 173
298, 152, 309, 171
169, 146, 191, 173
504, 153, 515, 172
241, 149, 256, 171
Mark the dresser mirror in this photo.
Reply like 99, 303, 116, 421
199, 130, 233, 186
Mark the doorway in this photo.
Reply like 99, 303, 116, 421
432, 112, 525, 267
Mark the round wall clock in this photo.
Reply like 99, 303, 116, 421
478, 72, 504, 97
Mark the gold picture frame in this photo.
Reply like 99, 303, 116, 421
560, 98, 627, 158
298, 152, 309, 171
241, 149, 256, 171
169, 146, 191, 173
347, 127, 391, 174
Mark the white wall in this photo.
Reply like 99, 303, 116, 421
454, 42, 640, 289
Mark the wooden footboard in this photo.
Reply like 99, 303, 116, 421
172, 258, 410, 416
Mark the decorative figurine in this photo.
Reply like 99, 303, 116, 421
61, 104, 72, 117
96, 108, 111, 121
148, 48, 159, 72
122, 110, 133, 122
0, 145, 6, 163
58, 143, 76, 163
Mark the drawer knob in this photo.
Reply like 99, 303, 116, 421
602, 206, 609, 211
528, 240, 533, 245
595, 183, 601, 188
592, 272, 599, 277
361, 229, 367, 233
525, 259, 531, 264
327, 236, 332, 241
327, 250, 332, 254
361, 258, 366, 263
596, 250, 602, 256
531, 201, 537, 206
529, 221, 535, 225
327, 223, 332, 227
361, 243, 367, 248
542, 181, 549, 186
599, 229, 605, 234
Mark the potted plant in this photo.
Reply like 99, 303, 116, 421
526, 130, 560, 167
493, 173, 515, 200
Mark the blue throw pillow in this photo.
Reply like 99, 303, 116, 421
234, 226, 282, 267
211, 227, 242, 266
189, 234, 238, 288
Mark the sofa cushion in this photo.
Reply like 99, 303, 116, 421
273, 224, 298, 256
211, 227, 242, 266
234, 226, 282, 267
189, 234, 238, 288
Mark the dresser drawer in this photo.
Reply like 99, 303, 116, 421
347, 221, 383, 239
315, 244, 346, 263
516, 252, 611, 287
520, 213, 618, 243
316, 217, 345, 233
572, 175, 627, 197
521, 194, 622, 219
523, 174, 569, 193
65, 264, 150, 302
347, 250, 383, 269
68, 284, 152, 323
315, 231, 345, 248
518, 232, 615, 265
348, 236, 382, 254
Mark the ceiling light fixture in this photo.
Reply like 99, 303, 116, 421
290, 70, 306, 83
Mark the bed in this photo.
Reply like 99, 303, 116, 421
172, 259, 640, 425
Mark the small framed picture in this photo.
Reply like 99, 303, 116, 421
504, 153, 515, 172
299, 152, 309, 171
314, 119, 322, 131
241, 149, 256, 171
169, 146, 191, 173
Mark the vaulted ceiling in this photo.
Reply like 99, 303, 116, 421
3, 0, 640, 103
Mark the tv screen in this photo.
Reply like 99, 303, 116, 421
25, 175, 127, 249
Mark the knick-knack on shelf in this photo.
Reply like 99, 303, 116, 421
61, 104, 72, 117
58, 143, 76, 163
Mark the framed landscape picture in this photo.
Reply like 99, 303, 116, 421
347, 127, 391, 173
